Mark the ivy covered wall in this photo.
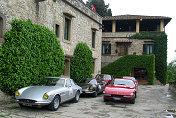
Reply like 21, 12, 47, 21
101, 55, 155, 85
130, 32, 167, 84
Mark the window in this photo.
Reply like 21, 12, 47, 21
143, 44, 154, 55
102, 43, 111, 55
92, 31, 96, 48
64, 18, 71, 41
66, 79, 72, 87
55, 24, 59, 38
0, 17, 3, 38
93, 59, 95, 74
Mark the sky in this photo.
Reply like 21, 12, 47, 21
83, 0, 176, 63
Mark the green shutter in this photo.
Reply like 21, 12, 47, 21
152, 44, 155, 54
108, 44, 111, 54
143, 44, 147, 53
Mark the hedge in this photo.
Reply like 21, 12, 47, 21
101, 55, 155, 85
0, 19, 65, 95
130, 32, 167, 84
70, 42, 93, 83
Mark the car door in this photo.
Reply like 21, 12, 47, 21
64, 79, 74, 101
96, 79, 105, 93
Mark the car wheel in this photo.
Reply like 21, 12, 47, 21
131, 98, 135, 104
92, 91, 98, 97
48, 95, 60, 111
103, 97, 108, 102
135, 93, 137, 98
73, 91, 80, 103
19, 103, 25, 107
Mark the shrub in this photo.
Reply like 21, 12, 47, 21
70, 42, 93, 83
101, 55, 155, 85
0, 19, 65, 95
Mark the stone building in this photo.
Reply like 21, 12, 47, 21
102, 15, 171, 82
102, 15, 171, 67
0, 0, 102, 77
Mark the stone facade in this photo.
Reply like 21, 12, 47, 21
101, 15, 171, 68
0, 0, 102, 77
102, 32, 154, 67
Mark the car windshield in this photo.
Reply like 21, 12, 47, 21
85, 79, 97, 84
123, 76, 136, 81
40, 77, 65, 86
113, 79, 135, 86
97, 75, 112, 80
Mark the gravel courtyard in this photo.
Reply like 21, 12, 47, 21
0, 85, 176, 118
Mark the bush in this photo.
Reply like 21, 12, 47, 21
101, 55, 155, 85
130, 32, 167, 84
0, 19, 65, 95
70, 42, 93, 83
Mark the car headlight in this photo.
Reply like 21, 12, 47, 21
15, 91, 20, 96
89, 85, 94, 90
43, 93, 48, 99
130, 93, 134, 96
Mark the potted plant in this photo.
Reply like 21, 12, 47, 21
133, 52, 136, 55
142, 52, 146, 55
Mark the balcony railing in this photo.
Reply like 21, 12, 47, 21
102, 32, 136, 38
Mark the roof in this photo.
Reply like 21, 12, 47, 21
103, 15, 172, 25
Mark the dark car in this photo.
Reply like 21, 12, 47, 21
95, 74, 114, 85
79, 78, 106, 97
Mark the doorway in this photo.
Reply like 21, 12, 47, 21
132, 67, 148, 84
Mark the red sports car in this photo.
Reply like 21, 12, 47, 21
95, 74, 113, 85
123, 76, 138, 86
103, 78, 137, 104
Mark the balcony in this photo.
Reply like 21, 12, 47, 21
102, 32, 136, 38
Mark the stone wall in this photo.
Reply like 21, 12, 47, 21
0, 90, 14, 103
0, 0, 102, 77
102, 32, 154, 67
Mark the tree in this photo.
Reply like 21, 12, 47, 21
168, 60, 176, 85
0, 19, 65, 95
86, 0, 112, 17
70, 42, 93, 83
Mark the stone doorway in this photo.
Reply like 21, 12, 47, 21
132, 67, 148, 84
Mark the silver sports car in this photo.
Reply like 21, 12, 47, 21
15, 77, 82, 111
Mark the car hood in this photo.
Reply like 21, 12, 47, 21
17, 86, 63, 100
105, 84, 135, 95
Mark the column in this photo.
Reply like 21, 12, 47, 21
112, 20, 116, 32
136, 20, 140, 33
160, 20, 164, 32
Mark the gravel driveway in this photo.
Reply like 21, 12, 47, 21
0, 85, 176, 118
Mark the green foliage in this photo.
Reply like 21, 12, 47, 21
167, 61, 176, 85
0, 19, 65, 95
130, 32, 167, 84
70, 42, 93, 83
102, 55, 155, 84
86, 0, 112, 17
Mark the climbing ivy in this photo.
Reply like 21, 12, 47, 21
130, 32, 167, 84
101, 55, 155, 84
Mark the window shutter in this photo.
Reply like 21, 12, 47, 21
108, 44, 111, 54
143, 44, 147, 53
152, 44, 155, 54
